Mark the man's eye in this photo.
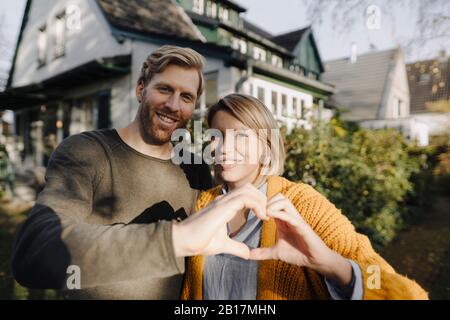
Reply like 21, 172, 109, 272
182, 94, 193, 103
158, 87, 170, 93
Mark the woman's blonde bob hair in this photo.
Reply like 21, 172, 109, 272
207, 93, 286, 177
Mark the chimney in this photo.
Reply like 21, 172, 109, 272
350, 43, 357, 63
438, 49, 448, 63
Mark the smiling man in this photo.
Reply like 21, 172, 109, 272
10, 45, 217, 299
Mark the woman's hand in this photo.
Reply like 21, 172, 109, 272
249, 193, 353, 288
172, 183, 268, 260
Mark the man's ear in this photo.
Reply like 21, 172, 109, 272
136, 81, 145, 103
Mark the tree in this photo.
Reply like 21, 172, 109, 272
299, 0, 450, 58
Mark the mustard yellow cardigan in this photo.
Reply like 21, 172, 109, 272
181, 176, 428, 300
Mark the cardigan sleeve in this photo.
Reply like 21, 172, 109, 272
288, 183, 429, 300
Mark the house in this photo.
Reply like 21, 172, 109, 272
0, 0, 335, 167
322, 47, 429, 146
407, 50, 450, 139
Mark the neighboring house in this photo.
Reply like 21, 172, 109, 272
322, 47, 429, 146
407, 50, 450, 138
0, 0, 334, 167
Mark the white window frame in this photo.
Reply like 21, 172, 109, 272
54, 12, 66, 58
37, 25, 47, 66
239, 39, 247, 54
193, 0, 204, 14
253, 46, 266, 62
271, 55, 283, 68
219, 6, 229, 21
206, 1, 217, 18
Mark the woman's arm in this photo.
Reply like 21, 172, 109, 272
249, 186, 428, 300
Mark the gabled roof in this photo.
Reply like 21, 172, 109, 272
243, 19, 273, 39
216, 0, 247, 13
97, 0, 204, 41
407, 55, 450, 114
322, 48, 399, 121
271, 27, 310, 52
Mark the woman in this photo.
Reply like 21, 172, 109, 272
181, 93, 427, 300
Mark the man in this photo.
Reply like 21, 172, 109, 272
11, 45, 268, 299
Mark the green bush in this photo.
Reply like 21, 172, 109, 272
282, 119, 425, 249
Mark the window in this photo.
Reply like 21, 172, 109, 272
281, 94, 287, 117
206, 1, 217, 18
193, 0, 204, 14
296, 99, 306, 119
253, 47, 266, 62
218, 6, 229, 21
271, 55, 283, 68
257, 87, 265, 102
419, 73, 430, 83
308, 72, 317, 80
231, 37, 247, 54
392, 98, 401, 119
292, 97, 298, 118
271, 91, 278, 115
54, 12, 66, 58
300, 99, 306, 119
238, 39, 247, 54
37, 25, 47, 66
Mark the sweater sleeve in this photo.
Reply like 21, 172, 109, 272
11, 133, 184, 290
289, 184, 429, 300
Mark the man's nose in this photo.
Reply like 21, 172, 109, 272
165, 93, 181, 112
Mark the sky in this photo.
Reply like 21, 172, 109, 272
0, 0, 448, 77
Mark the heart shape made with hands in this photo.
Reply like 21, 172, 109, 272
175, 183, 335, 273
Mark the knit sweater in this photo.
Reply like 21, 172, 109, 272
181, 175, 428, 300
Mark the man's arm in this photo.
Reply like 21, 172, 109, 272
11, 133, 184, 290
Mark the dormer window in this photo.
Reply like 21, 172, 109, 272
54, 12, 66, 58
253, 47, 266, 62
206, 1, 217, 18
37, 25, 47, 66
271, 55, 283, 68
218, 6, 229, 21
231, 37, 247, 54
193, 0, 204, 14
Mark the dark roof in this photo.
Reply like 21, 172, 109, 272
243, 19, 273, 39
271, 27, 310, 52
407, 55, 450, 114
97, 0, 203, 41
1, 55, 131, 110
216, 0, 247, 13
322, 48, 399, 121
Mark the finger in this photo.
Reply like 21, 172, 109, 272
223, 192, 268, 221
267, 197, 295, 215
266, 209, 302, 228
267, 193, 285, 204
267, 196, 305, 221
228, 183, 267, 206
220, 238, 250, 260
248, 247, 277, 261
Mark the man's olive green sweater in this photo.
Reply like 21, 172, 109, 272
11, 129, 212, 299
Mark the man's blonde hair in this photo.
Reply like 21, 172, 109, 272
138, 45, 205, 98
207, 93, 286, 177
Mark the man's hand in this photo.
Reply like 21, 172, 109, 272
249, 193, 353, 288
172, 183, 268, 260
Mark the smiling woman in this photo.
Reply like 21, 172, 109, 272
181, 93, 428, 300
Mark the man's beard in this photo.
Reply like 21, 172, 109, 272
138, 100, 189, 146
